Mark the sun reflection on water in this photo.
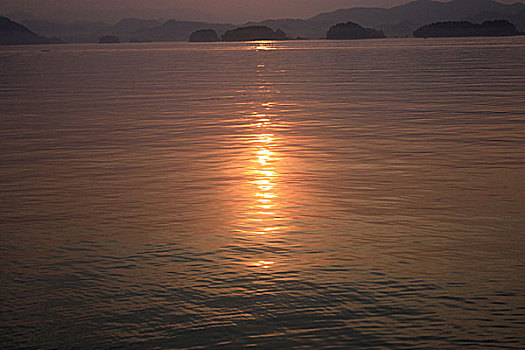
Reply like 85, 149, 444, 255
237, 44, 286, 269
249, 125, 281, 234
251, 41, 277, 51
252, 260, 275, 269
243, 103, 286, 269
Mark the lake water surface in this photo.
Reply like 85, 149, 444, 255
1, 38, 524, 349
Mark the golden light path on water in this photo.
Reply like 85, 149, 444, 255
253, 40, 278, 51
247, 42, 280, 270
249, 117, 279, 269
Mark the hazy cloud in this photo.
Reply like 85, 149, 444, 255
2, 0, 522, 23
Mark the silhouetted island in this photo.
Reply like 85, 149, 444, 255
189, 29, 219, 42
99, 35, 120, 43
0, 16, 55, 45
326, 22, 385, 40
413, 20, 522, 38
222, 26, 288, 41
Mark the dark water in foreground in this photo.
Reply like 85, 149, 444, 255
1, 38, 524, 349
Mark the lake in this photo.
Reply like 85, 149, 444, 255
1, 37, 524, 349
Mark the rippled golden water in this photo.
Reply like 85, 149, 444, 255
1, 38, 525, 349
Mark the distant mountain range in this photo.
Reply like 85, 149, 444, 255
252, 0, 525, 38
133, 20, 235, 42
2, 0, 525, 43
0, 16, 60, 45
13, 18, 235, 43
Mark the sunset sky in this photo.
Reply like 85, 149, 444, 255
3, 0, 521, 23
